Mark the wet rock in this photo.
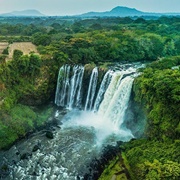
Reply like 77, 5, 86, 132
20, 152, 31, 160
32, 171, 37, 176
12, 160, 16, 165
57, 125, 62, 129
61, 110, 67, 115
46, 131, 54, 139
15, 150, 20, 156
32, 144, 40, 152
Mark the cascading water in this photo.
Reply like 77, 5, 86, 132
68, 65, 84, 109
84, 67, 98, 111
93, 70, 113, 112
55, 65, 84, 109
102, 76, 134, 128
98, 71, 122, 115
1, 64, 141, 180
55, 65, 71, 107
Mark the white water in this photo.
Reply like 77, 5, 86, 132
55, 65, 71, 107
62, 110, 133, 147
93, 70, 113, 112
55, 65, 84, 109
84, 67, 98, 111
98, 71, 122, 115
103, 76, 134, 127
67, 65, 84, 109
2, 64, 139, 180
59, 66, 136, 146
55, 65, 136, 140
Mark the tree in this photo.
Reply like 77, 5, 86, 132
13, 49, 23, 61
32, 33, 51, 46
28, 54, 42, 76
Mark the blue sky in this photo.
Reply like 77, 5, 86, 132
0, 0, 180, 15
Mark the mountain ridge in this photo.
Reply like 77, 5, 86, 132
79, 6, 180, 17
0, 6, 180, 17
0, 9, 45, 17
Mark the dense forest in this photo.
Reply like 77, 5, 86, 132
0, 16, 180, 179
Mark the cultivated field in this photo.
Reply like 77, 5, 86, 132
8, 42, 38, 59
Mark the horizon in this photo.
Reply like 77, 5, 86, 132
0, 0, 180, 16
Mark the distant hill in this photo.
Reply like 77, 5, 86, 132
0, 7, 179, 17
79, 6, 180, 17
0, 10, 45, 17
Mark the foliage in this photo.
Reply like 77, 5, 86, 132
0, 104, 53, 149
124, 56, 180, 180
32, 32, 51, 46
2, 47, 9, 55
0, 42, 66, 149
1, 16, 180, 64
122, 140, 180, 180
0, 55, 6, 64
99, 157, 128, 180
0, 16, 180, 178
133, 56, 180, 140
13, 49, 23, 61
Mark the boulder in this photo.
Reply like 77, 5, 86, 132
32, 144, 40, 152
46, 131, 54, 139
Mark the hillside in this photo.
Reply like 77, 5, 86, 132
79, 6, 180, 17
0, 9, 45, 17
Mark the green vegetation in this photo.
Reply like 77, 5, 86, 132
0, 16, 180, 178
133, 56, 180, 140
99, 156, 128, 180
0, 49, 67, 148
122, 139, 180, 180
0, 16, 180, 64
0, 104, 53, 149
118, 56, 180, 180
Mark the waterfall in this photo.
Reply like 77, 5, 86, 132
55, 65, 135, 128
84, 67, 98, 111
55, 65, 70, 107
102, 76, 134, 127
67, 65, 84, 109
6, 64, 140, 180
55, 65, 84, 109
75, 67, 84, 108
93, 70, 113, 112
98, 71, 122, 115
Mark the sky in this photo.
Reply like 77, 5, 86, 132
0, 0, 180, 16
